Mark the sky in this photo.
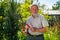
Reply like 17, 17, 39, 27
18, 0, 59, 9
39, 0, 58, 9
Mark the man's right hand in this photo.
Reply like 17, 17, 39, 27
23, 30, 28, 36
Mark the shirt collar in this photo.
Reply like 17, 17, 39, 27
31, 14, 39, 18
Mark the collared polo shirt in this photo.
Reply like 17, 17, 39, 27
26, 14, 49, 35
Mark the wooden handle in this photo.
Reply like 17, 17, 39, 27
22, 26, 25, 31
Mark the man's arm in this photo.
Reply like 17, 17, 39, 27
36, 27, 48, 33
26, 24, 48, 32
23, 24, 35, 36
36, 15, 49, 33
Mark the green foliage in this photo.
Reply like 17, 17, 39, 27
0, 0, 60, 40
52, 0, 60, 10
0, 0, 22, 40
20, 0, 33, 22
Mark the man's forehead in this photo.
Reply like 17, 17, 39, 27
30, 4, 38, 9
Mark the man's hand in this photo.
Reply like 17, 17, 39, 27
30, 27, 36, 32
23, 30, 28, 36
36, 27, 48, 32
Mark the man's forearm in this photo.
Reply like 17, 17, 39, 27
36, 27, 47, 32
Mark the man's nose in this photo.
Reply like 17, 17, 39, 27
33, 9, 36, 11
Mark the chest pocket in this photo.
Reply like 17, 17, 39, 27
30, 17, 43, 28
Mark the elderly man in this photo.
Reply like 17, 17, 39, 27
23, 4, 49, 40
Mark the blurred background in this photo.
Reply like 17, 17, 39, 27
0, 0, 60, 40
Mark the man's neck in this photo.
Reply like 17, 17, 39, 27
32, 15, 36, 18
32, 14, 38, 18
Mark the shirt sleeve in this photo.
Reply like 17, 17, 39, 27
26, 19, 31, 25
41, 15, 49, 27
25, 18, 32, 30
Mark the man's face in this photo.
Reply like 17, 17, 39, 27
30, 5, 38, 16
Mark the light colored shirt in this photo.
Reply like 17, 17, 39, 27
26, 14, 49, 35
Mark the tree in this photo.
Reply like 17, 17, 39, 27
52, 0, 60, 10
0, 0, 22, 40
